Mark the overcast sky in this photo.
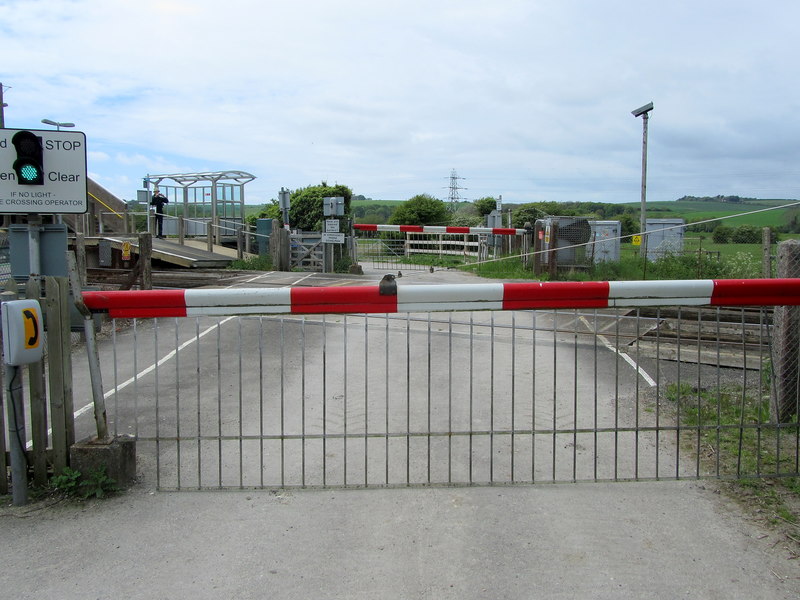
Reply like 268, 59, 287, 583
2, 0, 799, 206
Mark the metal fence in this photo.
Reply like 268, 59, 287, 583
102, 305, 798, 491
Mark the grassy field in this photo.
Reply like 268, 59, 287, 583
627, 198, 798, 229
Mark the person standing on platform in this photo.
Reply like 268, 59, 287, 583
151, 188, 168, 238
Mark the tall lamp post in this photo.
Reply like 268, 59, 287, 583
631, 101, 653, 254
41, 118, 75, 131
0, 82, 9, 128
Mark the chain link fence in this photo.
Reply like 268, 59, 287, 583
425, 211, 788, 281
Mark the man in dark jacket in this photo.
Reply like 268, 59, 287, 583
151, 189, 168, 238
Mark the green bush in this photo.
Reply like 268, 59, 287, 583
228, 254, 273, 271
712, 225, 733, 243
50, 466, 119, 500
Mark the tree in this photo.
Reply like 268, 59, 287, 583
473, 197, 498, 217
389, 194, 450, 226
288, 182, 353, 231
712, 225, 733, 244
248, 199, 281, 226
731, 224, 759, 244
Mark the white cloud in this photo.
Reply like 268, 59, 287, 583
2, 0, 799, 205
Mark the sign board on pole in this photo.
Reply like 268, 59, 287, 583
325, 219, 340, 233
323, 196, 344, 217
322, 232, 345, 244
0, 129, 88, 214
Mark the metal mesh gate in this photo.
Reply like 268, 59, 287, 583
103, 306, 799, 490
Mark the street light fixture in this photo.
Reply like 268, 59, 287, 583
0, 82, 9, 129
41, 118, 75, 131
631, 101, 653, 254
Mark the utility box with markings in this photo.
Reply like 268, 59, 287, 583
9, 223, 68, 280
588, 220, 621, 263
645, 218, 685, 261
323, 196, 345, 217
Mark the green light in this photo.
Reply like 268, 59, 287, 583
20, 164, 41, 181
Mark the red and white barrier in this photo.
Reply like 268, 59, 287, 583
353, 224, 527, 236
82, 278, 800, 319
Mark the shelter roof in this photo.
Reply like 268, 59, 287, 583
146, 170, 256, 187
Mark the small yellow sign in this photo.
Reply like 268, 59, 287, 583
632, 235, 642, 246
122, 241, 132, 261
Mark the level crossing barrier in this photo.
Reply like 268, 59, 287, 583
81, 278, 800, 490
82, 278, 800, 318
353, 224, 527, 235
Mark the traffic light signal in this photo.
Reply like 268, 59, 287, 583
12, 130, 44, 185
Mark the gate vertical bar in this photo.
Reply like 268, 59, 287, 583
300, 317, 306, 488
196, 318, 202, 489
343, 315, 348, 486
469, 313, 474, 484
448, 313, 453, 484
614, 310, 620, 480
552, 309, 557, 480
384, 314, 390, 485
216, 320, 222, 487
490, 312, 495, 483
405, 314, 410, 486
364, 315, 369, 487
175, 318, 181, 489
634, 309, 642, 479
427, 313, 432, 484
531, 310, 537, 483
572, 309, 579, 482
511, 312, 516, 482
675, 308, 682, 478
592, 310, 599, 481
258, 317, 265, 487
154, 319, 160, 489
281, 317, 286, 487
655, 308, 662, 479
322, 315, 327, 487
238, 318, 243, 488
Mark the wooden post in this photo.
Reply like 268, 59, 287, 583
44, 277, 75, 472
772, 239, 800, 423
139, 232, 153, 290
74, 233, 87, 287
207, 224, 213, 253
533, 222, 543, 275
178, 215, 185, 246
26, 278, 48, 486
548, 221, 559, 279
269, 220, 290, 271
522, 222, 532, 270
0, 283, 17, 494
237, 228, 244, 260
762, 227, 772, 278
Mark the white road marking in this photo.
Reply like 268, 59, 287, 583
579, 315, 657, 388
28, 316, 238, 448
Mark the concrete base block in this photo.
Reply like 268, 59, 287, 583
70, 435, 137, 487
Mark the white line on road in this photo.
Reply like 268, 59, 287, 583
579, 315, 657, 388
71, 316, 237, 420
26, 317, 239, 451
290, 273, 316, 286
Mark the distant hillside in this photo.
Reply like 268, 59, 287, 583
628, 197, 798, 230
